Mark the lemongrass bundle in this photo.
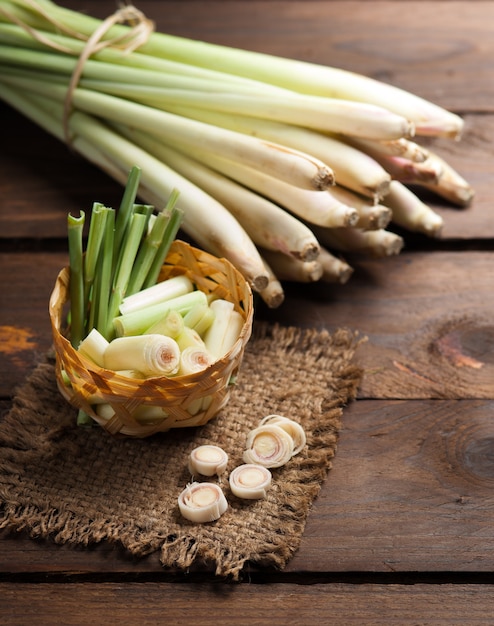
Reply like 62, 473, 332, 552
0, 0, 474, 307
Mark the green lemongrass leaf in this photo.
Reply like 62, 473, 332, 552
106, 211, 148, 339
113, 165, 141, 268
67, 210, 85, 347
143, 198, 183, 289
83, 202, 109, 317
126, 208, 173, 296
92, 207, 115, 339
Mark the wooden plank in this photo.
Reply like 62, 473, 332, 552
289, 398, 494, 572
3, 581, 494, 625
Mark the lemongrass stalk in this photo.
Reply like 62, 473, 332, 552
314, 226, 404, 258
119, 274, 194, 316
113, 289, 208, 337
202, 299, 243, 360
106, 210, 148, 339
141, 200, 183, 289
0, 20, 291, 91
77, 327, 109, 367
258, 257, 285, 309
0, 39, 290, 96
144, 309, 185, 339
261, 249, 323, 283
179, 346, 215, 376
182, 304, 215, 337
349, 136, 430, 163
4, 0, 463, 136
117, 128, 321, 262
165, 144, 357, 229
385, 180, 444, 237
2, 73, 334, 191
417, 152, 475, 207
67, 209, 85, 347
317, 246, 354, 285
94, 81, 413, 141
374, 154, 444, 185
103, 334, 181, 377
83, 202, 108, 317
0, 83, 268, 290
328, 185, 392, 230
159, 105, 391, 201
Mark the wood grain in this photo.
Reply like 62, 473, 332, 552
3, 581, 494, 625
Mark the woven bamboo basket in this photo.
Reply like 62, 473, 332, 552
49, 240, 254, 438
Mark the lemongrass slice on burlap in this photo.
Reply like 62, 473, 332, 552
188, 445, 229, 477
243, 424, 294, 468
229, 464, 272, 500
178, 482, 228, 523
259, 415, 307, 456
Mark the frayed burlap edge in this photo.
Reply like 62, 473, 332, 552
0, 322, 363, 579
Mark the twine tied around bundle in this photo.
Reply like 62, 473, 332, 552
0, 0, 155, 142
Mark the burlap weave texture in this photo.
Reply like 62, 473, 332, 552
0, 322, 362, 578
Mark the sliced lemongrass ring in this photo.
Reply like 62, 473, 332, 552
259, 415, 307, 456
177, 482, 228, 523
229, 464, 272, 500
243, 424, 294, 468
188, 445, 229, 476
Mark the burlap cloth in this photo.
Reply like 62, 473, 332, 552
0, 322, 362, 578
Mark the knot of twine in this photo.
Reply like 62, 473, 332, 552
1, 0, 155, 143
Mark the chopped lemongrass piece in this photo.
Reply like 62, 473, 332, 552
182, 304, 215, 337
229, 464, 272, 500
103, 334, 181, 377
77, 327, 109, 367
385, 180, 444, 237
188, 445, 229, 477
177, 482, 228, 523
113, 289, 208, 337
203, 299, 244, 359
179, 346, 214, 376
259, 415, 307, 456
144, 309, 185, 339
176, 326, 207, 352
119, 274, 194, 316
114, 369, 146, 379
243, 424, 295, 468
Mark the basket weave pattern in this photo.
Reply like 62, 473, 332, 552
49, 241, 253, 437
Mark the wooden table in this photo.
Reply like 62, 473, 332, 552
2, 1, 494, 623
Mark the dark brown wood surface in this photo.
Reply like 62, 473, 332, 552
2, 1, 494, 623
